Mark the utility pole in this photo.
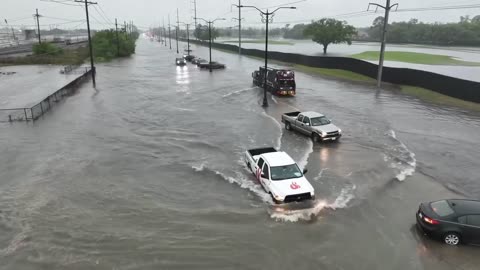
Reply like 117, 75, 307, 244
163, 18, 167, 47
176, 8, 180, 54
115, 18, 120, 56
34, 9, 42, 44
233, 0, 242, 54
193, 0, 198, 39
368, 0, 398, 87
238, 5, 296, 107
168, 15, 172, 49
75, 0, 97, 87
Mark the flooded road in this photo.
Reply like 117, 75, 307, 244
0, 38, 480, 269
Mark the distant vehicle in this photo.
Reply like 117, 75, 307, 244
282, 111, 342, 143
184, 55, 195, 62
198, 61, 226, 70
252, 67, 296, 96
176, 58, 187, 66
416, 199, 480, 246
244, 147, 314, 204
192, 58, 205, 65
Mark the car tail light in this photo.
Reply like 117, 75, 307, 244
424, 216, 440, 225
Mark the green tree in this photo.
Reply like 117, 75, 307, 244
33, 42, 63, 56
92, 29, 138, 61
194, 24, 219, 41
284, 23, 309, 39
304, 18, 356, 54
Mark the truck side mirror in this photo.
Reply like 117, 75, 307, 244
303, 169, 308, 175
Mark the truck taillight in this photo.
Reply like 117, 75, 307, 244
424, 216, 440, 225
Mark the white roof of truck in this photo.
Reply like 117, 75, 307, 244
301, 111, 325, 118
261, 152, 296, 167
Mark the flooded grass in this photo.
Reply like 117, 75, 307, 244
351, 51, 480, 66
222, 40, 294, 45
400, 86, 480, 111
0, 46, 89, 66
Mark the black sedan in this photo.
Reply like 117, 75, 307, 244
416, 199, 480, 246
184, 55, 195, 62
198, 61, 226, 70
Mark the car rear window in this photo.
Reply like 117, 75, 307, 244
431, 200, 455, 217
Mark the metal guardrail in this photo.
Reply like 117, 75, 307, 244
0, 67, 91, 123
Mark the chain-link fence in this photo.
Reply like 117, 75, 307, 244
0, 67, 91, 123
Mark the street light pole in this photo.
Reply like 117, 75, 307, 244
176, 8, 180, 54
195, 17, 226, 72
179, 22, 192, 56
238, 5, 296, 107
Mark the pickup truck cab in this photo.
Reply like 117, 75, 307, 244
245, 147, 315, 204
282, 111, 342, 143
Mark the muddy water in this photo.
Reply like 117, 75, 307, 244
0, 39, 479, 269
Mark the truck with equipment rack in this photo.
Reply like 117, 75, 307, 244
244, 147, 315, 204
252, 67, 296, 97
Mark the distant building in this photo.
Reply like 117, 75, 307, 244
24, 29, 36, 40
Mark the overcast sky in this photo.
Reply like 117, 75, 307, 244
2, 0, 480, 30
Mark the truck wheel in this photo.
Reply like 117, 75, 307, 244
312, 133, 321, 143
285, 122, 292, 131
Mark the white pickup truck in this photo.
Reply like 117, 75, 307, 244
245, 147, 315, 204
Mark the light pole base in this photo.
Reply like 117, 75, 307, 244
262, 99, 268, 107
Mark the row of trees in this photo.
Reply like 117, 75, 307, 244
92, 29, 139, 61
366, 15, 480, 46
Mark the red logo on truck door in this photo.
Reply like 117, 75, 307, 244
290, 182, 301, 190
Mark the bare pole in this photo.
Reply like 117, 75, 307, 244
368, 0, 398, 87
115, 18, 119, 56
193, 0, 198, 39
163, 18, 167, 47
75, 0, 97, 87
34, 9, 42, 44
176, 8, 180, 54
168, 14, 172, 49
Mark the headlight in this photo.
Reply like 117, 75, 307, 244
274, 195, 284, 201
321, 131, 327, 137
338, 129, 342, 133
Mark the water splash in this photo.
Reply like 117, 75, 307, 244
222, 87, 256, 98
384, 130, 417, 181
261, 112, 283, 149
270, 184, 356, 222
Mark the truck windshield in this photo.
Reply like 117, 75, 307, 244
311, 116, 331, 126
279, 80, 295, 87
271, 164, 303, 181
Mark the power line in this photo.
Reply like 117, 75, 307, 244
40, 0, 83, 7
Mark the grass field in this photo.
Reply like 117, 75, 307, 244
222, 40, 294, 45
351, 51, 480, 66
294, 65, 375, 83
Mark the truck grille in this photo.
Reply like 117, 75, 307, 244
325, 131, 339, 138
284, 193, 312, 203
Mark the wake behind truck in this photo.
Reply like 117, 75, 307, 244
252, 67, 296, 96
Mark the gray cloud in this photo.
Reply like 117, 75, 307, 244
2, 0, 480, 30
